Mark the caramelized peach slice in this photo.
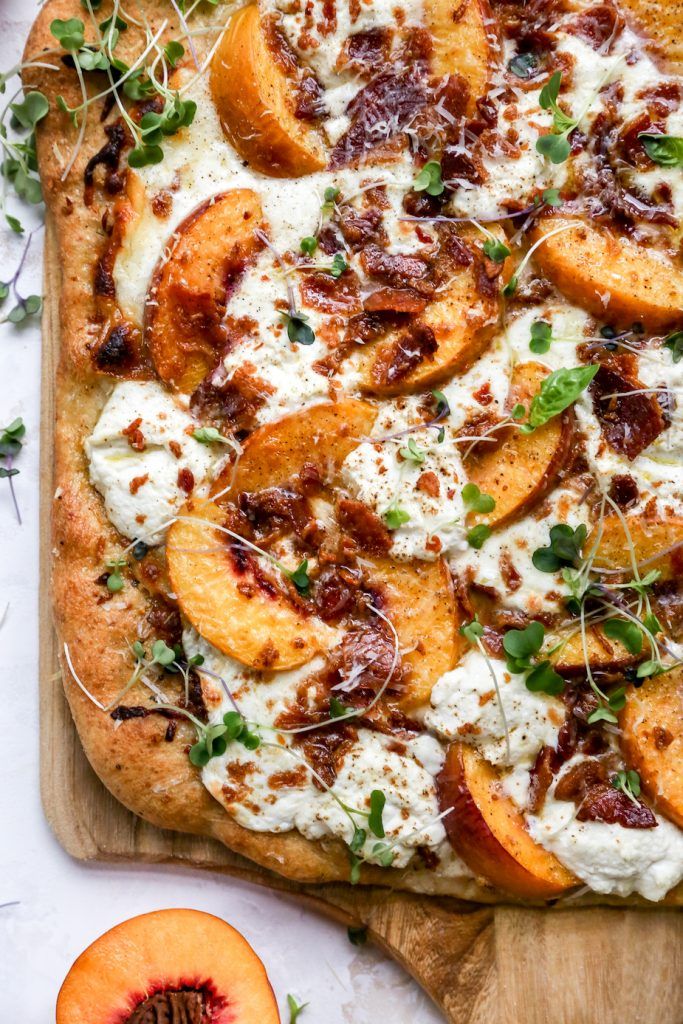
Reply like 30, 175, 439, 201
619, 0, 683, 63
585, 513, 683, 583
621, 669, 683, 827
210, 4, 326, 177
357, 233, 506, 395
530, 216, 683, 331
56, 909, 279, 1024
217, 398, 378, 498
145, 190, 264, 392
437, 743, 578, 898
167, 498, 336, 670
366, 556, 463, 709
428, 0, 498, 110
465, 362, 573, 530
550, 627, 639, 675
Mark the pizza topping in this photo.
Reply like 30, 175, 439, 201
590, 364, 667, 461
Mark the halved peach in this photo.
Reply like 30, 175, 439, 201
56, 909, 279, 1024
428, 0, 498, 110
585, 513, 683, 582
210, 4, 326, 177
550, 626, 639, 675
145, 190, 264, 393
366, 556, 463, 709
529, 216, 683, 331
357, 235, 505, 395
437, 743, 578, 899
464, 362, 573, 530
167, 498, 336, 670
621, 668, 683, 828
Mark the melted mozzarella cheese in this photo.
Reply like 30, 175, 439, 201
527, 756, 683, 901
85, 382, 215, 544
425, 649, 565, 767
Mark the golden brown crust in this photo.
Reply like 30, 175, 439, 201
27, 0, 683, 905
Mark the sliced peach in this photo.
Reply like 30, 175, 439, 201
56, 909, 279, 1024
145, 190, 264, 393
550, 626, 639, 675
465, 362, 573, 530
366, 556, 463, 709
357, 234, 505, 395
618, 0, 683, 63
585, 513, 683, 582
167, 498, 336, 670
529, 216, 683, 331
210, 4, 326, 177
437, 742, 578, 899
621, 668, 683, 827
428, 0, 498, 110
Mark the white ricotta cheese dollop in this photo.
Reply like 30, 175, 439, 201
527, 758, 683, 901
425, 649, 565, 767
85, 381, 215, 544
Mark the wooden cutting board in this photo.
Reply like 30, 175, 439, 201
38, 222, 682, 1024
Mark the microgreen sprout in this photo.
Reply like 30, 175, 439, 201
503, 621, 564, 696
382, 502, 410, 530
483, 237, 510, 264
529, 319, 552, 354
0, 229, 42, 323
330, 695, 352, 718
300, 235, 318, 255
462, 482, 495, 514
520, 364, 598, 432
105, 557, 126, 592
322, 185, 340, 213
188, 709, 261, 767
638, 132, 683, 167
286, 559, 310, 594
466, 523, 491, 549
0, 415, 25, 522
330, 252, 347, 278
664, 331, 683, 363
282, 311, 315, 345
533, 523, 587, 573
509, 51, 539, 80
413, 160, 444, 196
611, 769, 641, 804
536, 71, 577, 163
399, 436, 426, 464
287, 995, 309, 1024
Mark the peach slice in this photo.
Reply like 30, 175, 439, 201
167, 498, 336, 670
366, 556, 463, 709
56, 909, 279, 1024
210, 4, 326, 177
428, 0, 498, 110
585, 513, 683, 583
145, 189, 264, 393
168, 401, 377, 670
621, 669, 683, 828
437, 743, 578, 898
465, 362, 573, 530
550, 627, 639, 675
357, 234, 505, 395
529, 216, 683, 331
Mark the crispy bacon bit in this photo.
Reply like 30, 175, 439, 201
338, 207, 386, 251
473, 382, 493, 406
317, 223, 344, 255
363, 287, 427, 314
528, 745, 557, 813
375, 322, 438, 386
555, 758, 657, 828
129, 474, 149, 495
499, 551, 522, 592
83, 121, 127, 205
590, 364, 666, 461
269, 767, 308, 789
315, 566, 359, 622
438, 72, 471, 122
360, 244, 432, 293
338, 498, 392, 554
177, 468, 195, 494
654, 726, 674, 750
295, 73, 325, 121
190, 363, 271, 437
565, 2, 624, 50
607, 473, 639, 509
144, 596, 183, 650
338, 27, 393, 73
299, 270, 362, 314
416, 471, 440, 497
298, 461, 323, 492
122, 418, 146, 451
297, 725, 356, 788
151, 189, 173, 218
239, 486, 314, 540
168, 440, 182, 459
330, 65, 427, 169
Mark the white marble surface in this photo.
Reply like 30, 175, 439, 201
0, 3, 444, 1019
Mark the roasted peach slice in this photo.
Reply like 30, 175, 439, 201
437, 743, 578, 899
428, 0, 498, 110
585, 513, 683, 583
56, 909, 279, 1024
167, 498, 336, 670
529, 216, 683, 331
550, 627, 639, 675
465, 362, 573, 530
168, 401, 377, 669
366, 556, 463, 709
210, 4, 326, 177
145, 189, 264, 393
621, 668, 683, 828
357, 234, 505, 395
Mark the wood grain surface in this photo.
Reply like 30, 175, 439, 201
39, 218, 683, 1024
